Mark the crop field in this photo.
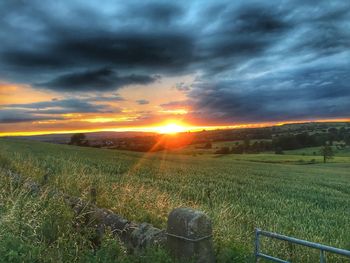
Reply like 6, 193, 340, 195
0, 138, 349, 262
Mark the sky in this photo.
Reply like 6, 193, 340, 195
0, 0, 349, 135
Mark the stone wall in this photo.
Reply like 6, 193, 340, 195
5, 170, 215, 262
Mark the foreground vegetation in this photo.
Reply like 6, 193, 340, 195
0, 138, 349, 262
0, 166, 172, 263
0, 166, 113, 262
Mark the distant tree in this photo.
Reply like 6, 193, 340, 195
319, 145, 334, 163
215, 146, 230, 154
339, 127, 346, 140
231, 145, 244, 154
243, 137, 250, 149
243, 136, 250, 152
273, 135, 300, 150
344, 134, 350, 146
69, 133, 88, 146
275, 147, 284, 155
328, 127, 338, 134
204, 142, 212, 149
295, 132, 316, 147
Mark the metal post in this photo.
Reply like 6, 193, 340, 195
254, 229, 350, 262
255, 228, 260, 263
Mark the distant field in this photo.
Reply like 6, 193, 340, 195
217, 153, 350, 164
173, 141, 350, 162
285, 145, 350, 157
0, 138, 349, 262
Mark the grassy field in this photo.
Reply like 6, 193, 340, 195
217, 152, 350, 164
0, 138, 349, 262
285, 146, 350, 157
174, 140, 350, 160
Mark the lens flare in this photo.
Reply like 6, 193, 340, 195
156, 122, 187, 134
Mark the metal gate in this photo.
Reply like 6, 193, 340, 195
255, 228, 350, 262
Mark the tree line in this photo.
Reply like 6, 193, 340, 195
216, 128, 350, 157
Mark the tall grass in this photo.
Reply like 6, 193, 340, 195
0, 138, 349, 262
0, 167, 173, 262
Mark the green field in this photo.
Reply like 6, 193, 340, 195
217, 152, 350, 164
284, 146, 350, 157
0, 138, 349, 262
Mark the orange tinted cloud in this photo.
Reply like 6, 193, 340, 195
0, 83, 57, 105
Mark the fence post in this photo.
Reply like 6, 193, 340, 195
166, 207, 215, 263
320, 250, 326, 263
255, 228, 260, 263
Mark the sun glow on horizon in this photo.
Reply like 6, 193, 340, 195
1, 118, 350, 137
155, 122, 188, 134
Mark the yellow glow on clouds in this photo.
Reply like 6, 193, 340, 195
159, 109, 188, 114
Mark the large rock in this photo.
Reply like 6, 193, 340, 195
128, 223, 166, 251
167, 207, 215, 263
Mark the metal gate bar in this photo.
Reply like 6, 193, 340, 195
255, 228, 350, 263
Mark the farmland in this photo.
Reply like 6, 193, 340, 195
0, 138, 350, 262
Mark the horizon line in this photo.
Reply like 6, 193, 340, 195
1, 118, 349, 137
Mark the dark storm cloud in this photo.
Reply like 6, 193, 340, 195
195, 3, 292, 75
124, 2, 184, 24
189, 64, 350, 123
0, 95, 124, 123
0, 1, 194, 88
37, 68, 157, 91
0, 109, 63, 123
0, 0, 349, 123
2, 98, 119, 116
0, 0, 291, 83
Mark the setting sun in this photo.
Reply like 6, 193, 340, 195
156, 123, 188, 134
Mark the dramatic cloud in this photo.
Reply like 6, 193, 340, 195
37, 68, 157, 91
189, 62, 350, 123
0, 0, 349, 125
0, 109, 63, 123
1, 98, 120, 116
